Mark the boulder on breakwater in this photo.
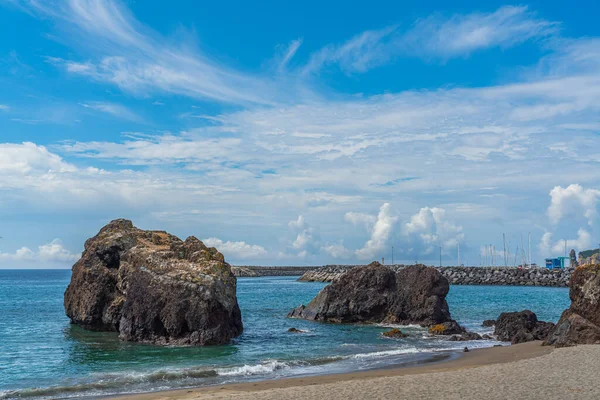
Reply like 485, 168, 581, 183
64, 219, 243, 345
287, 262, 461, 328
545, 264, 600, 346
298, 265, 570, 287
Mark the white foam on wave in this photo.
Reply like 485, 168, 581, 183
350, 347, 420, 359
216, 360, 291, 376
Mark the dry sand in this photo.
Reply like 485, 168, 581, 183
119, 342, 600, 400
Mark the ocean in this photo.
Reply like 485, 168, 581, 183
0, 269, 570, 399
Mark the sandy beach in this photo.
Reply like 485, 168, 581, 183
118, 341, 600, 400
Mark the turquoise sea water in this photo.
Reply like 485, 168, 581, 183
0, 270, 570, 399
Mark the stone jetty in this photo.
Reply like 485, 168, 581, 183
298, 264, 571, 287
231, 266, 321, 277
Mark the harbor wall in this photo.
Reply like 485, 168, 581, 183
232, 266, 321, 277
297, 265, 571, 287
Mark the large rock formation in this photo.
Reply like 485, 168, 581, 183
494, 310, 555, 344
544, 264, 600, 346
287, 262, 457, 327
64, 219, 243, 345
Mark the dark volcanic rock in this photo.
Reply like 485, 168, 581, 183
287, 262, 458, 327
428, 321, 465, 335
64, 219, 243, 345
544, 264, 600, 346
494, 310, 554, 344
382, 328, 409, 338
482, 319, 496, 327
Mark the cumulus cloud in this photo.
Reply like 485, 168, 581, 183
0, 142, 77, 174
321, 243, 353, 259
403, 207, 464, 254
0, 239, 80, 266
547, 184, 600, 225
355, 203, 398, 260
287, 215, 320, 258
202, 237, 267, 260
539, 229, 592, 255
344, 211, 377, 230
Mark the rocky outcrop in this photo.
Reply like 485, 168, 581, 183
64, 219, 243, 346
288, 262, 458, 327
494, 310, 554, 344
382, 328, 409, 338
544, 264, 600, 347
298, 265, 570, 287
428, 321, 465, 335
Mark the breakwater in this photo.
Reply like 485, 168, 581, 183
232, 266, 321, 277
298, 265, 571, 287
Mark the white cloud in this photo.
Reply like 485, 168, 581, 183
355, 203, 398, 260
0, 142, 77, 174
0, 239, 79, 265
288, 215, 319, 256
303, 6, 557, 74
547, 184, 600, 225
27, 1, 278, 105
80, 101, 140, 121
539, 229, 592, 255
38, 239, 81, 262
60, 133, 243, 165
404, 207, 464, 254
344, 211, 377, 229
275, 38, 303, 72
288, 215, 307, 230
321, 243, 353, 259
403, 5, 557, 60
0, 104, 9, 111
303, 25, 397, 74
202, 237, 267, 260
292, 230, 312, 250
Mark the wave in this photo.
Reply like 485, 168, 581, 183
350, 347, 420, 359
216, 360, 291, 376
2, 343, 489, 399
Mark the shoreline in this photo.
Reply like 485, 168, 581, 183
117, 341, 553, 400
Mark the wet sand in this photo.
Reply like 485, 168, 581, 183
118, 341, 600, 399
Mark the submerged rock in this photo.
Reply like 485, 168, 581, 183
544, 264, 600, 346
287, 327, 304, 333
494, 310, 554, 344
64, 219, 243, 345
288, 262, 459, 328
382, 328, 409, 338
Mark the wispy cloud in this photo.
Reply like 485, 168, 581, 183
22, 0, 279, 105
0, 104, 9, 111
403, 5, 558, 60
275, 38, 303, 72
304, 5, 558, 74
79, 101, 140, 121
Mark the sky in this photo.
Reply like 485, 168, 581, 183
1, 0, 600, 268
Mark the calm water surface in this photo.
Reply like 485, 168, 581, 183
0, 270, 569, 399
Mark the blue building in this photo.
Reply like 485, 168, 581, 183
545, 257, 568, 269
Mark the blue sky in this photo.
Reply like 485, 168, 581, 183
1, 0, 600, 268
